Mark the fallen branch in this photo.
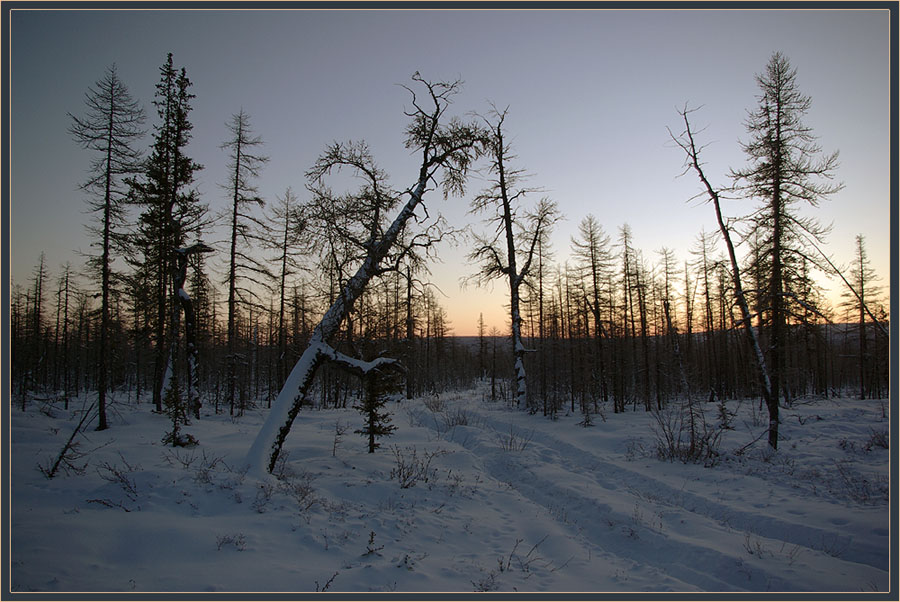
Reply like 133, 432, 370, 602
39, 402, 95, 479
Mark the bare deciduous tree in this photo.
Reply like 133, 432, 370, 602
246, 74, 484, 475
261, 187, 309, 391
571, 215, 613, 404
221, 108, 269, 416
468, 106, 560, 409
670, 106, 774, 447
842, 235, 885, 399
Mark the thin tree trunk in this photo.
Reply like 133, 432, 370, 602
673, 110, 776, 447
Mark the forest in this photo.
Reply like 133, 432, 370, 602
10, 52, 889, 448
8, 47, 893, 594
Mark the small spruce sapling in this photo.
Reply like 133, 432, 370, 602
162, 383, 197, 447
709, 390, 735, 431
354, 371, 399, 453
715, 392, 735, 431
578, 399, 595, 427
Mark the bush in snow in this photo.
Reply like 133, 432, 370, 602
866, 428, 889, 450
423, 393, 445, 413
652, 399, 722, 465
216, 533, 246, 551
280, 470, 318, 515
495, 424, 534, 452
96, 453, 140, 501
389, 445, 445, 489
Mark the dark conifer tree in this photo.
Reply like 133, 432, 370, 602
354, 372, 399, 453
129, 53, 205, 414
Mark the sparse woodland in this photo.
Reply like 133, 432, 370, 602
10, 53, 890, 458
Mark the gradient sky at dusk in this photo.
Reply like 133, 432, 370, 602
7, 6, 892, 335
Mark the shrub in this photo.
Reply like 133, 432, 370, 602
423, 394, 445, 413
216, 533, 246, 551
866, 428, 889, 450
389, 445, 445, 489
96, 453, 140, 501
496, 425, 534, 452
280, 471, 318, 514
652, 399, 721, 465
442, 407, 470, 429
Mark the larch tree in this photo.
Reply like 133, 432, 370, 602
68, 64, 146, 430
10, 282, 26, 398
246, 74, 484, 475
730, 52, 841, 447
55, 264, 73, 408
571, 214, 613, 403
656, 246, 681, 401
842, 235, 884, 399
221, 108, 269, 416
468, 106, 560, 409
477, 312, 486, 379
396, 248, 434, 400
681, 260, 695, 370
617, 224, 638, 412
24, 253, 49, 402
530, 212, 557, 414
690, 228, 720, 395
261, 187, 309, 391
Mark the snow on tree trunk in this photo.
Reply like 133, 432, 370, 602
174, 246, 209, 420
162, 243, 211, 445
246, 181, 425, 476
511, 302, 527, 407
246, 74, 482, 476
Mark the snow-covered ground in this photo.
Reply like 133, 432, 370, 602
9, 384, 891, 593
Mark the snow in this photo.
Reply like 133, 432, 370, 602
245, 341, 324, 478
9, 386, 891, 593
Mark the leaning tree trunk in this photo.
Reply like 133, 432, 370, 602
672, 110, 776, 447
246, 179, 427, 475
246, 75, 481, 476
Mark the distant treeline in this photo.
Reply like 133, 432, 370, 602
10, 249, 888, 416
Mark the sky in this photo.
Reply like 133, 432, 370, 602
6, 5, 893, 336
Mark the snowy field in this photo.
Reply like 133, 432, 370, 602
9, 385, 892, 594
